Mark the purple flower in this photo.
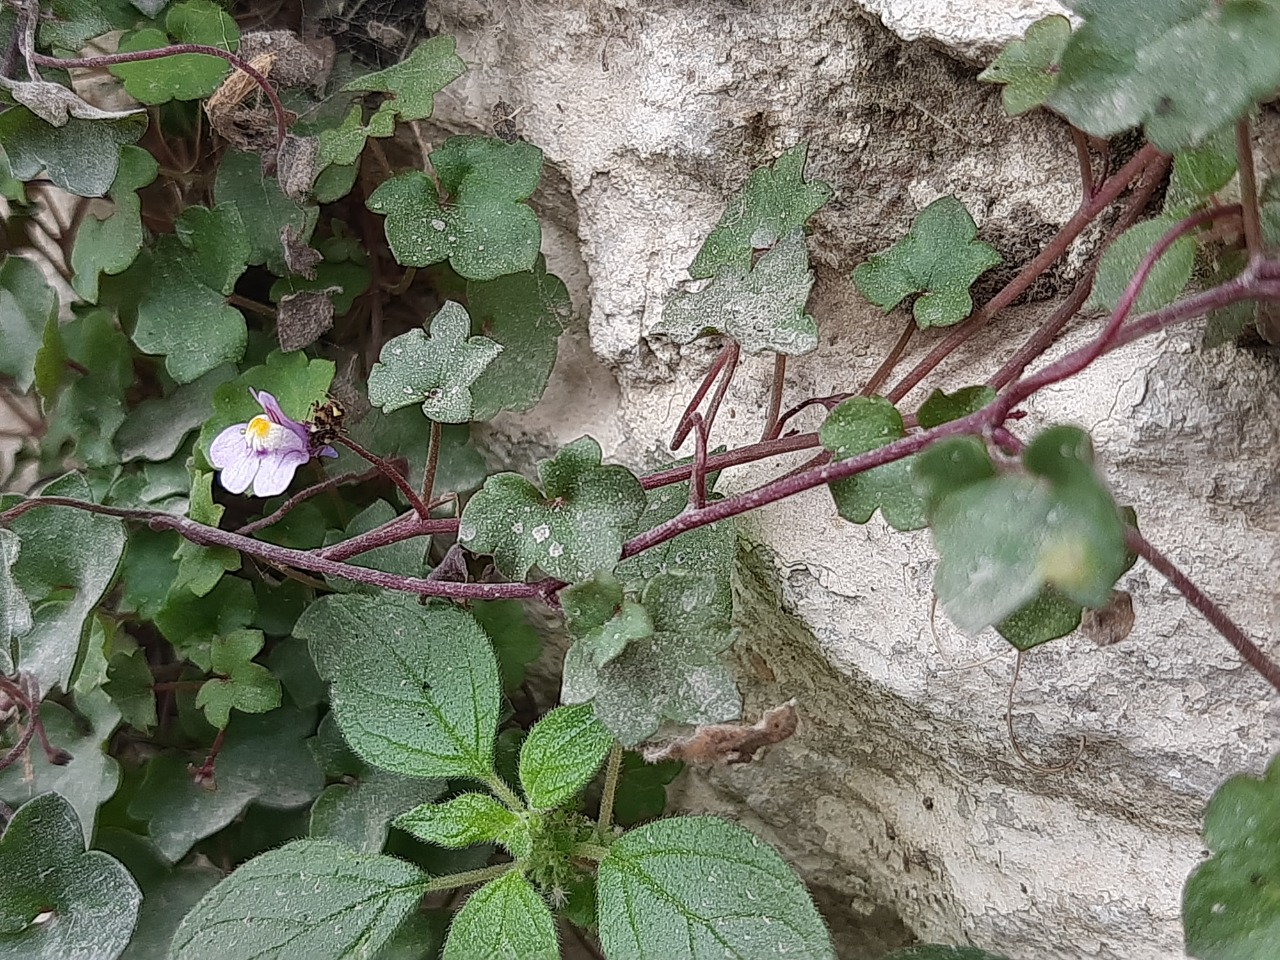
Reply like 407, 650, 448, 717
209, 390, 337, 497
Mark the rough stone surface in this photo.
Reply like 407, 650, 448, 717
421, 2, 1280, 958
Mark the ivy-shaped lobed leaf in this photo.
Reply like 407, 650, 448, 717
820, 395, 925, 532
342, 35, 466, 128
852, 195, 1001, 328
213, 151, 318, 276
458, 435, 646, 583
654, 230, 819, 356
689, 143, 832, 278
919, 426, 1130, 633
518, 703, 614, 810
295, 593, 501, 781
1165, 126, 1238, 214
367, 136, 544, 281
0, 530, 31, 674
110, 1, 239, 105
597, 815, 835, 959
171, 840, 428, 960
915, 385, 996, 430
39, 310, 133, 468
0, 108, 147, 197
441, 871, 558, 960
367, 301, 502, 422
978, 16, 1071, 115
37, 0, 139, 50
172, 467, 239, 597
194, 629, 282, 729
465, 256, 573, 420
131, 203, 251, 384
70, 145, 159, 303
0, 794, 141, 960
1048, 0, 1280, 152
562, 571, 740, 746
561, 571, 654, 670
1184, 752, 1280, 959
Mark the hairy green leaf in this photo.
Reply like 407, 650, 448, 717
442, 871, 557, 960
994, 587, 1083, 652
656, 230, 818, 355
368, 301, 501, 422
213, 151, 318, 275
471, 600, 544, 693
1184, 753, 1280, 959
853, 196, 1000, 328
297, 594, 500, 781
519, 703, 613, 810
597, 816, 834, 959
40, 310, 133, 467
561, 571, 654, 670
116, 365, 236, 463
153, 574, 257, 671
344, 36, 465, 126
1050, 0, 1280, 152
0, 108, 146, 197
458, 436, 646, 582
0, 255, 58, 392
309, 766, 444, 855
0, 530, 30, 673
562, 572, 739, 746
394, 793, 528, 857
1088, 214, 1196, 316
689, 144, 832, 278
978, 16, 1071, 115
38, 0, 138, 50
0, 794, 140, 960
171, 840, 427, 960
367, 136, 543, 281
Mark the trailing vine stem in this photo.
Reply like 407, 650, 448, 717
26, 45, 287, 147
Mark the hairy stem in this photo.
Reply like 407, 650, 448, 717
487, 774, 526, 812
421, 420, 442, 505
597, 742, 624, 836
421, 862, 514, 894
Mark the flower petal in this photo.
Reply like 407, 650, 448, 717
209, 423, 249, 469
251, 448, 309, 497
257, 390, 310, 447
316, 445, 338, 459
217, 450, 258, 495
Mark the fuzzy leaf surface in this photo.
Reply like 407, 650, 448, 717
0, 530, 30, 673
110, 1, 239, 104
213, 151, 318, 275
459, 436, 646, 582
195, 629, 282, 729
519, 703, 614, 810
0, 109, 146, 197
561, 571, 654, 670
70, 146, 159, 302
1088, 214, 1196, 315
656, 230, 818, 355
394, 793, 528, 857
343, 36, 466, 125
0, 255, 56, 392
820, 396, 924, 531
441, 872, 558, 960
597, 815, 834, 959
367, 301, 501, 422
978, 16, 1071, 115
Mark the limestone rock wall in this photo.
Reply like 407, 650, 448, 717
421, 2, 1280, 957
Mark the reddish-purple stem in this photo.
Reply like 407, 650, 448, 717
237, 466, 383, 535
335, 435, 431, 519
761, 354, 787, 442
30, 46, 287, 146
689, 413, 708, 509
860, 315, 917, 399
672, 342, 738, 448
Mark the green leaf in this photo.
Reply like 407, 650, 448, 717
104, 645, 158, 731
194, 350, 334, 466
213, 151, 318, 275
820, 396, 924, 531
322, 500, 427, 587
1088, 214, 1196, 316
994, 587, 1083, 651
367, 136, 543, 281
310, 768, 444, 855
70, 146, 159, 302
0, 255, 58, 392
1049, 0, 1280, 152
344, 36, 465, 126
0, 794, 140, 960
110, 1, 239, 104
853, 196, 1001, 328
915, 385, 996, 430
561, 571, 654, 669
0, 530, 30, 673
317, 105, 370, 168
442, 871, 557, 960
172, 468, 239, 597
154, 574, 257, 671
40, 310, 133, 467
0, 108, 147, 197
465, 256, 572, 419
129, 704, 323, 863
0, 697, 121, 844
519, 703, 613, 810
927, 426, 1128, 633
268, 236, 371, 318
562, 572, 739, 747
597, 815, 834, 959
38, 0, 138, 50
367, 301, 502, 422
655, 230, 818, 355
689, 144, 832, 278
194, 629, 282, 729
1, 473, 125, 693
296, 593, 501, 781
1184, 753, 1280, 959
458, 435, 646, 582
1166, 126, 1238, 213
132, 204, 251, 383
171, 840, 427, 960
912, 436, 997, 506
612, 753, 682, 827
471, 600, 543, 693
977, 16, 1071, 115
394, 793, 528, 857
116, 365, 237, 463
